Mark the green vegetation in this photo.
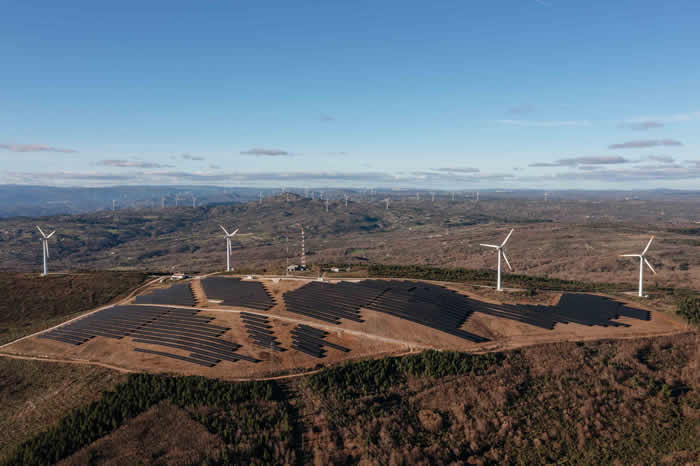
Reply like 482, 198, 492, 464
304, 334, 699, 465
369, 263, 629, 292
5, 336, 698, 465
309, 350, 505, 401
0, 272, 147, 345
0, 358, 126, 462
676, 296, 700, 325
3, 374, 293, 466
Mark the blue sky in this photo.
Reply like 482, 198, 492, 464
1, 1, 699, 189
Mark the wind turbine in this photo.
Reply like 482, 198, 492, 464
480, 229, 514, 291
219, 225, 239, 272
620, 236, 656, 297
36, 226, 56, 276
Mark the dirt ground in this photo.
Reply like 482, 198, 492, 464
1, 277, 689, 380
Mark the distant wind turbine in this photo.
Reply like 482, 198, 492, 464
219, 225, 239, 272
620, 236, 656, 297
480, 229, 514, 291
36, 226, 56, 276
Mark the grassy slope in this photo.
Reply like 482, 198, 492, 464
0, 272, 147, 345
2, 333, 697, 465
0, 358, 126, 461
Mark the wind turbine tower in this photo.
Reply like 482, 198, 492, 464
431, 192, 435, 202
451, 192, 455, 201
36, 226, 56, 276
620, 236, 656, 297
219, 225, 239, 272
344, 194, 349, 208
480, 229, 514, 291
192, 197, 196, 208
112, 200, 117, 211
385, 198, 390, 210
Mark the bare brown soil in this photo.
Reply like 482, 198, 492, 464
1, 278, 688, 380
59, 401, 224, 466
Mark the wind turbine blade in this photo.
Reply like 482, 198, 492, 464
500, 229, 514, 247
502, 251, 513, 271
219, 225, 230, 235
642, 236, 654, 255
47, 231, 56, 238
36, 225, 46, 237
644, 258, 656, 274
480, 244, 500, 248
620, 254, 641, 257
231, 228, 239, 236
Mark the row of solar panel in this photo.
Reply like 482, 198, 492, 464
240, 312, 284, 352
133, 283, 196, 306
39, 305, 260, 366
201, 277, 276, 310
289, 324, 350, 358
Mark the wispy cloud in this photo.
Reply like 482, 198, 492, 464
645, 155, 675, 164
98, 159, 174, 168
0, 143, 78, 153
434, 167, 481, 173
609, 139, 683, 149
617, 120, 664, 131
529, 156, 630, 167
496, 119, 591, 128
181, 153, 205, 161
240, 148, 292, 156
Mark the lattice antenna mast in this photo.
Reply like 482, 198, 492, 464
300, 226, 306, 268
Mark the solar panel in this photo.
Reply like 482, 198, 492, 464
201, 277, 276, 310
133, 283, 196, 306
133, 348, 216, 367
240, 313, 284, 352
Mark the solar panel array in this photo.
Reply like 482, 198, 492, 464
201, 277, 276, 310
282, 281, 382, 324
290, 324, 350, 358
283, 280, 653, 341
283, 280, 487, 342
38, 305, 259, 366
465, 293, 651, 329
132, 283, 196, 306
240, 312, 284, 352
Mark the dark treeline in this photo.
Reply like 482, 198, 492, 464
3, 374, 291, 466
369, 264, 631, 292
309, 350, 505, 401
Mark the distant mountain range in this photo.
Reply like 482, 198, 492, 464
1, 184, 698, 218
